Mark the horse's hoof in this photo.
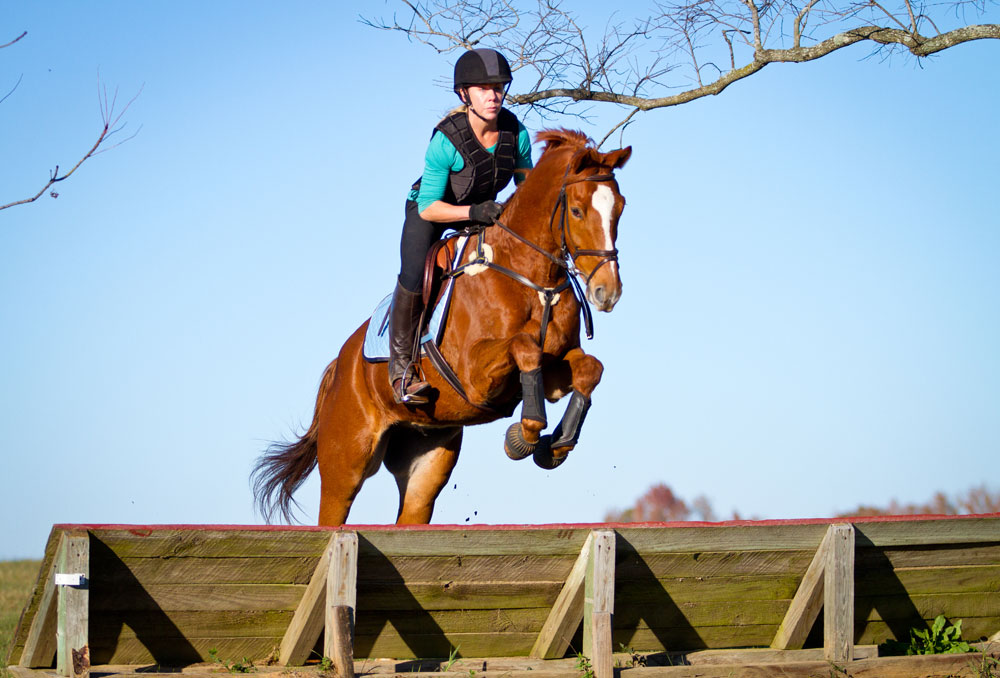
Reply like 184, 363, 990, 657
504, 422, 537, 460
533, 436, 568, 470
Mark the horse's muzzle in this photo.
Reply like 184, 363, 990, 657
587, 279, 622, 312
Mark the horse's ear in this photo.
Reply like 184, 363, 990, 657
603, 146, 632, 169
571, 147, 604, 175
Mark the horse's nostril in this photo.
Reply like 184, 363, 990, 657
593, 286, 606, 304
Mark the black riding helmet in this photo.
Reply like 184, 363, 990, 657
453, 48, 512, 95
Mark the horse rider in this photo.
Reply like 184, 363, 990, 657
389, 48, 534, 404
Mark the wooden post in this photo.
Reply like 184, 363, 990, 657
55, 531, 89, 678
325, 532, 358, 677
583, 530, 615, 678
824, 524, 855, 664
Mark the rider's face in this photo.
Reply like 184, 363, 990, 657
464, 84, 504, 118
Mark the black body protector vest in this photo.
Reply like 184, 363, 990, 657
412, 108, 520, 207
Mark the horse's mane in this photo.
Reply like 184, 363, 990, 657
535, 128, 594, 154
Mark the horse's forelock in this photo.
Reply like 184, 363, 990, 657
535, 128, 593, 154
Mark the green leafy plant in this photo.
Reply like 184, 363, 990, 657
207, 647, 258, 673
575, 653, 594, 678
879, 615, 972, 656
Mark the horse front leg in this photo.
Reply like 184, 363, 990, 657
503, 332, 549, 460
534, 347, 603, 469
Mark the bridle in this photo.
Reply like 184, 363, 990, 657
446, 153, 621, 347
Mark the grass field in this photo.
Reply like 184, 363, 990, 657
1, 559, 41, 676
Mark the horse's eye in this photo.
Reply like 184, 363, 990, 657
570, 207, 583, 219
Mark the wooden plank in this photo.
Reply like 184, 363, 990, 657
356, 631, 542, 659
531, 532, 593, 659
357, 554, 578, 583
823, 524, 854, 663
355, 608, 548, 635
613, 598, 789, 628
280, 535, 336, 666
687, 645, 878, 665
89, 610, 292, 639
856, 564, 1000, 596
612, 624, 796, 652
616, 574, 801, 605
856, 591, 1000, 621
89, 529, 333, 558
93, 556, 319, 586
856, 542, 1000, 569
18, 550, 60, 668
325, 533, 358, 667
770, 524, 836, 650
616, 524, 831, 553
356, 581, 562, 610
617, 550, 816, 579
358, 529, 592, 557
853, 517, 1000, 547
55, 532, 89, 678
89, 583, 304, 611
86, 636, 283, 665
8, 527, 66, 666
583, 531, 614, 670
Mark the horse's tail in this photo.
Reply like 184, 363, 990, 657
251, 358, 338, 524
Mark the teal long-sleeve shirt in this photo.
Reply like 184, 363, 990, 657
408, 121, 533, 213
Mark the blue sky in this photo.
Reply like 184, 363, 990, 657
1, 2, 998, 559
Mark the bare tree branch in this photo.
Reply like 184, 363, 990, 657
0, 81, 143, 212
1, 30, 27, 49
363, 0, 999, 142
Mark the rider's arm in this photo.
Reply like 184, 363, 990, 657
417, 133, 473, 223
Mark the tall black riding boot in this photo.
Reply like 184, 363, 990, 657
388, 279, 431, 404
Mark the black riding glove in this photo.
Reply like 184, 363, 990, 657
468, 200, 503, 224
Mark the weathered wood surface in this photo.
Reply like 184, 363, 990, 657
823, 524, 854, 663
55, 532, 89, 678
8, 517, 1000, 668
8, 648, 1000, 678
769, 525, 834, 650
280, 535, 337, 666
325, 534, 358, 670
531, 532, 594, 659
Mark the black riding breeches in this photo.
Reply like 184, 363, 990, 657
398, 200, 447, 293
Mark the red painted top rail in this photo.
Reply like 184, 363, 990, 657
53, 512, 1000, 533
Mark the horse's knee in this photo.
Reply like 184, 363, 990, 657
570, 355, 604, 396
509, 332, 543, 371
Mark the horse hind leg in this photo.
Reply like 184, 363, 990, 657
383, 426, 462, 524
315, 334, 391, 525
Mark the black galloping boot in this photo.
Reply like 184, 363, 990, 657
388, 279, 432, 405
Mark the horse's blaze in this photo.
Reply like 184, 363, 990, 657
586, 183, 622, 312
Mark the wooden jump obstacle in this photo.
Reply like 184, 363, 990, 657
6, 515, 1000, 678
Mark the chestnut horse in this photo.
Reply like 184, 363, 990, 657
253, 129, 631, 525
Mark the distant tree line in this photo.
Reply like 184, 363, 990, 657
604, 482, 1000, 522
